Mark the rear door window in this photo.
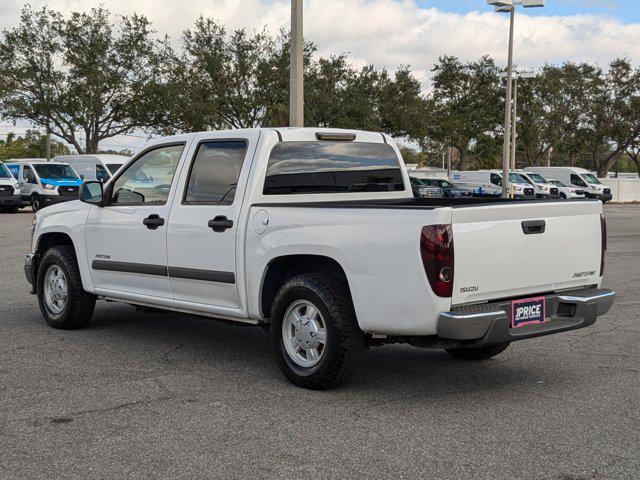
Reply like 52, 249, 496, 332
184, 141, 247, 204
263, 141, 405, 195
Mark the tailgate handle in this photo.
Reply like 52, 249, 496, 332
522, 220, 546, 235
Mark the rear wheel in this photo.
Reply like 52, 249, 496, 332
445, 342, 510, 360
270, 273, 365, 390
37, 245, 95, 329
31, 194, 41, 212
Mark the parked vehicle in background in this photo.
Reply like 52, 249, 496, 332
54, 154, 129, 183
410, 177, 444, 197
5, 160, 83, 212
517, 171, 560, 198
0, 162, 22, 213
528, 167, 612, 202
450, 170, 535, 198
548, 179, 586, 199
24, 128, 614, 390
419, 178, 472, 198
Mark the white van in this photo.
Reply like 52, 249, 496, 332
517, 171, 560, 198
54, 154, 129, 183
450, 170, 535, 198
528, 167, 612, 202
5, 159, 83, 211
0, 162, 22, 212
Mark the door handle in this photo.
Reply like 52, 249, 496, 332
143, 214, 165, 230
208, 216, 234, 232
522, 220, 546, 235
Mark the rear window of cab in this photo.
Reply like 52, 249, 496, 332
263, 141, 405, 195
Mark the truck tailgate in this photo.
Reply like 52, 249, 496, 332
451, 201, 603, 305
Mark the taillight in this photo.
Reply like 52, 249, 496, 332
420, 224, 454, 297
600, 213, 607, 277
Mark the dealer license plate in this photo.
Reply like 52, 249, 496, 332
511, 297, 546, 328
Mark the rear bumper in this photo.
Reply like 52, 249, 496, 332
438, 288, 615, 345
0, 195, 21, 206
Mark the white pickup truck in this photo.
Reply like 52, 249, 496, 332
24, 128, 615, 389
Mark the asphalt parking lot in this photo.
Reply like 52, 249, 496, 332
1, 206, 639, 480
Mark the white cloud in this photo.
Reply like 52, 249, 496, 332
2, 0, 639, 76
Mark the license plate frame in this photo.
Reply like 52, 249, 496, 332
511, 296, 546, 329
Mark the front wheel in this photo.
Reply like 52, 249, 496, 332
559, 193, 567, 199
445, 342, 510, 360
37, 245, 96, 329
31, 194, 41, 212
270, 273, 365, 390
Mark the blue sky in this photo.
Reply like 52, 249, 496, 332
417, 0, 640, 22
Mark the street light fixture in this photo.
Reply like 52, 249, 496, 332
488, 0, 544, 197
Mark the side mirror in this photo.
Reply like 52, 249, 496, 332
80, 174, 85, 180
80, 181, 104, 206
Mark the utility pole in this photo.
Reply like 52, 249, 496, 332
501, 6, 515, 198
446, 143, 452, 177
510, 76, 518, 171
46, 119, 51, 161
290, 0, 304, 127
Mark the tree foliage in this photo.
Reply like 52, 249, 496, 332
0, 130, 70, 160
0, 6, 639, 176
0, 6, 170, 154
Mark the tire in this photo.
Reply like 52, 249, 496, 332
37, 245, 96, 330
445, 342, 510, 360
560, 193, 567, 199
270, 273, 365, 390
31, 194, 41, 212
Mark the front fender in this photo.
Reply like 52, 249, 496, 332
34, 204, 94, 293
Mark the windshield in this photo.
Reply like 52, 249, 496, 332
526, 173, 548, 183
550, 180, 566, 187
0, 163, 11, 178
583, 173, 602, 185
509, 173, 528, 184
107, 164, 124, 175
34, 164, 79, 180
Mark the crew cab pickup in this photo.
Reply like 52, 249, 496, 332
24, 128, 615, 389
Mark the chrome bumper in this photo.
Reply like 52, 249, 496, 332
438, 288, 615, 345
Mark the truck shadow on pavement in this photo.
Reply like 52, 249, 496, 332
83, 302, 578, 401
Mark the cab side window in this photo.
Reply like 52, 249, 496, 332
490, 174, 502, 186
109, 144, 184, 206
570, 174, 586, 187
23, 166, 37, 184
96, 164, 110, 182
184, 141, 247, 204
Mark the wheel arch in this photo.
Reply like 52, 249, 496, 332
259, 254, 352, 320
34, 230, 94, 293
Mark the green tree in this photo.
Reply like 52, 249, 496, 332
0, 6, 171, 154
0, 130, 70, 160
425, 56, 503, 170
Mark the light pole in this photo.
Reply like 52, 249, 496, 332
290, 0, 304, 127
501, 70, 535, 170
488, 0, 544, 197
